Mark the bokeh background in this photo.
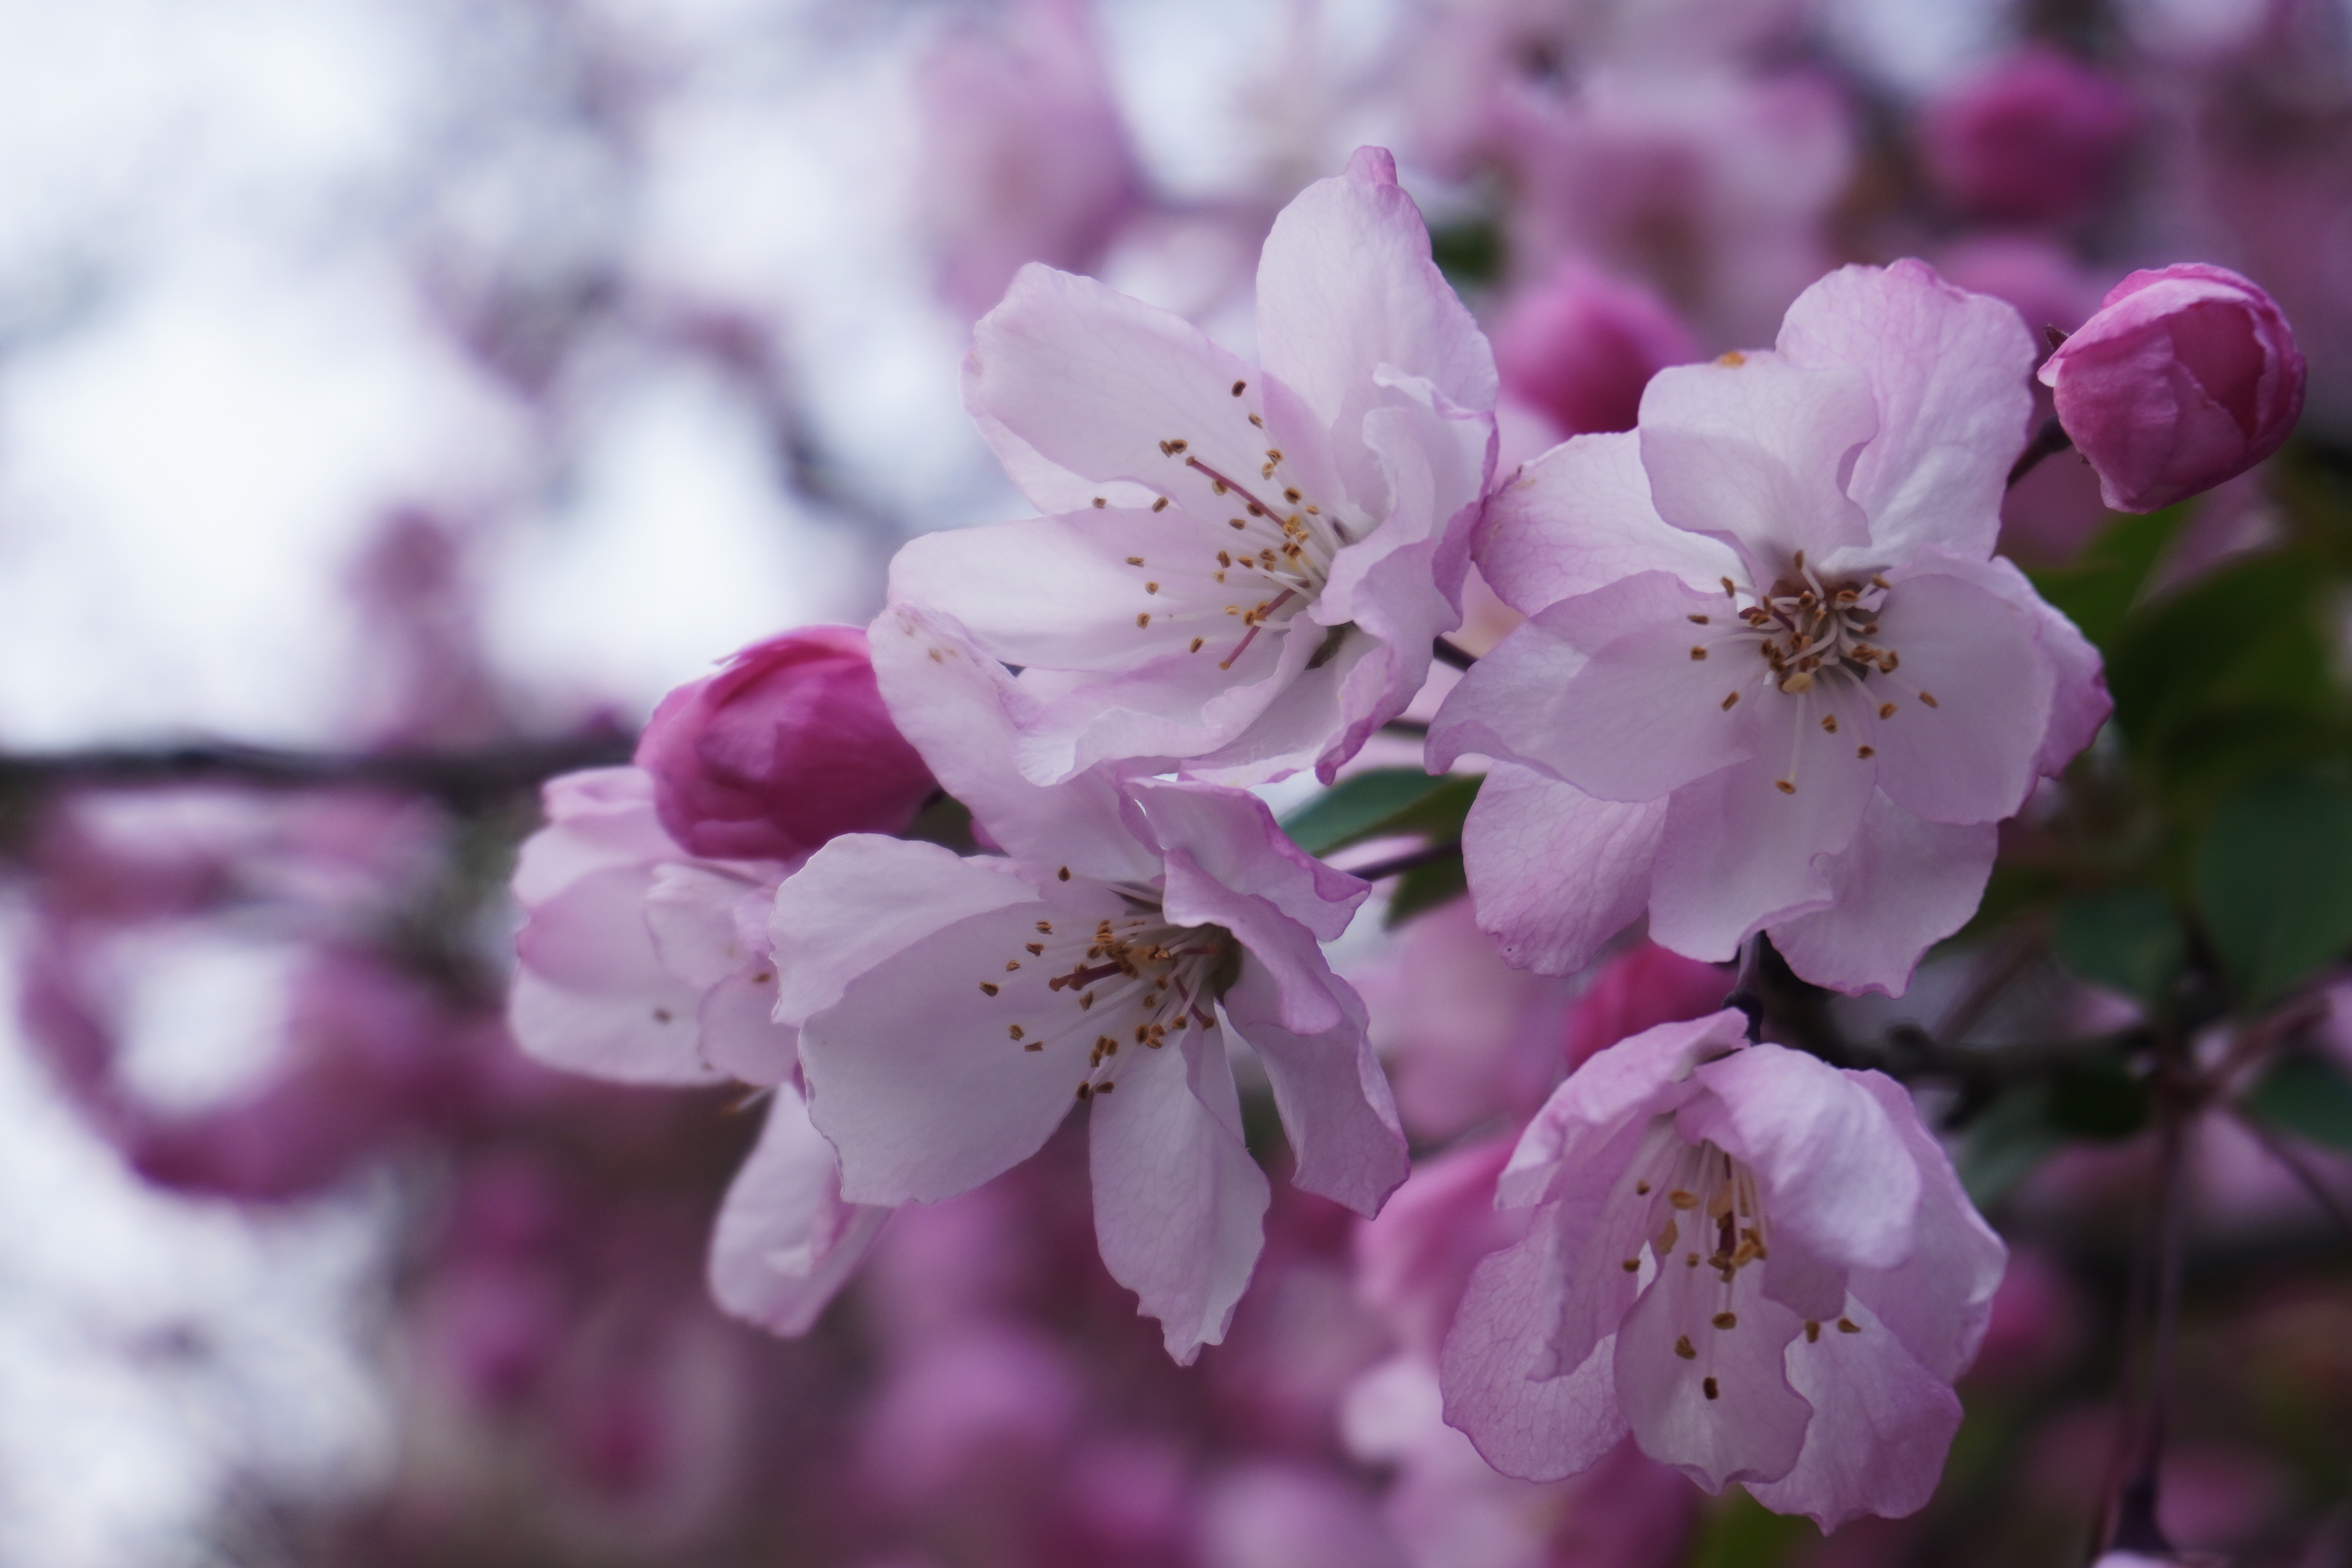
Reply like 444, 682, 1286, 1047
0, 0, 2347, 1564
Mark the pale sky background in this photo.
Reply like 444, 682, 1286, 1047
0, 0, 1998, 1560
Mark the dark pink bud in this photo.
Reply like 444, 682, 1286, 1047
1563, 940, 1728, 1071
634, 626, 936, 861
1919, 48, 2138, 224
2038, 263, 2307, 513
1492, 260, 1700, 438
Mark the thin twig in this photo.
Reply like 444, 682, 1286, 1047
2232, 1107, 2352, 1246
1431, 637, 1478, 671
2009, 414, 2074, 488
1379, 717, 1430, 738
0, 729, 636, 807
1342, 838, 1461, 883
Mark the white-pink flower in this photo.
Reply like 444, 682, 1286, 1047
1439, 1009, 2006, 1530
1430, 260, 2109, 995
890, 146, 1497, 787
506, 767, 886, 1337
775, 604, 1408, 1361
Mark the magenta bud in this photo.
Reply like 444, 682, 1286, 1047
1563, 939, 1730, 1072
1919, 47, 2138, 224
634, 626, 936, 861
2038, 263, 2307, 513
1492, 260, 1700, 438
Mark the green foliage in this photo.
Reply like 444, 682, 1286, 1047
2027, 505, 2188, 655
2244, 1052, 2352, 1150
2053, 887, 2184, 1009
1385, 849, 1467, 927
1428, 217, 1503, 289
2193, 771, 2352, 1008
1279, 769, 1481, 857
1682, 1490, 1815, 1568
1958, 1086, 2069, 1207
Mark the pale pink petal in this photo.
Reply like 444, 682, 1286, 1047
511, 767, 676, 906
1088, 1022, 1270, 1364
1176, 631, 1374, 786
799, 886, 1120, 1205
1637, 355, 1877, 568
697, 962, 799, 1085
1129, 777, 1368, 941
1970, 554, 2111, 777
1646, 733, 1875, 963
1845, 1073, 2008, 1380
509, 864, 719, 1085
1440, 1220, 1630, 1483
1679, 1045, 1922, 1273
1460, 766, 1665, 976
1474, 432, 1742, 617
1777, 260, 2038, 565
1423, 610, 1591, 779
1741, 1295, 1965, 1530
965, 263, 1277, 522
645, 862, 773, 991
866, 603, 1157, 881
768, 833, 1038, 1027
1767, 801, 1997, 998
1254, 146, 1497, 432
1865, 566, 2052, 824
1221, 954, 1406, 1219
1499, 1011, 1744, 1209
1613, 1244, 1812, 1492
708, 1083, 891, 1336
1519, 572, 1766, 802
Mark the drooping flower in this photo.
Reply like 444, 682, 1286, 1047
1430, 259, 2109, 995
889, 146, 1497, 787
775, 603, 1408, 1361
1439, 1009, 2007, 1531
506, 764, 887, 1336
2038, 263, 2307, 514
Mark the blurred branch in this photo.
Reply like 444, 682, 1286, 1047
0, 727, 635, 808
2008, 414, 2074, 488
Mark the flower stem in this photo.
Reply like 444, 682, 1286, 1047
2008, 415, 2074, 488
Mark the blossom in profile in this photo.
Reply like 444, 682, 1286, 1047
2039, 263, 2306, 513
891, 146, 1497, 787
777, 604, 1408, 1361
1440, 1010, 2007, 1530
1431, 260, 2109, 995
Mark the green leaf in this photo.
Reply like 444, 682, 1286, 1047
2102, 548, 2336, 764
2027, 505, 2188, 655
2054, 888, 2185, 1008
2245, 1053, 2352, 1149
2193, 771, 2352, 1007
1683, 1490, 1814, 1568
2046, 1055, 2151, 1139
1280, 770, 1480, 857
1384, 850, 1467, 927
1428, 218, 1503, 289
1958, 1087, 2065, 1207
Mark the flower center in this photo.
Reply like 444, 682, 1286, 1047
990, 904, 1238, 1102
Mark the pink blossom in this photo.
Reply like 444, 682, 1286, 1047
2038, 263, 2307, 514
634, 626, 935, 864
1492, 260, 1702, 440
1431, 260, 2109, 995
916, 0, 1143, 320
1919, 48, 2139, 225
889, 146, 1497, 787
777, 604, 1408, 1361
1439, 1010, 2007, 1530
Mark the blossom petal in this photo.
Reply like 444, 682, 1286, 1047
1254, 146, 1497, 432
1499, 1011, 1744, 1209
1222, 953, 1406, 1219
1864, 566, 2052, 824
1845, 1073, 2007, 1381
966, 263, 1279, 522
799, 886, 1120, 1205
866, 604, 1158, 882
510, 864, 719, 1085
1130, 777, 1368, 940
768, 833, 1038, 1027
1475, 432, 1742, 617
511, 767, 676, 906
1459, 765, 1665, 976
1679, 1045, 1922, 1274
1777, 260, 2037, 565
707, 1084, 891, 1336
1440, 1220, 1630, 1483
1613, 1238, 1811, 1492
645, 862, 772, 991
697, 962, 799, 1085
1766, 800, 1996, 998
1741, 1295, 1965, 1530
1637, 354, 1877, 568
1970, 555, 2111, 778
1088, 1022, 1270, 1364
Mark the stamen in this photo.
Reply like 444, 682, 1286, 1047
1674, 1336, 1697, 1360
979, 982, 998, 996
1712, 1312, 1737, 1330
1703, 1377, 1720, 1400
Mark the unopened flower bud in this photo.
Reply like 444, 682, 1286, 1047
1493, 260, 1700, 438
635, 626, 935, 862
2039, 263, 2307, 513
1920, 48, 2138, 224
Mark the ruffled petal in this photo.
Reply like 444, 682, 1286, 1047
1766, 799, 1996, 998
510, 864, 719, 1085
1128, 777, 1367, 941
707, 1084, 891, 1336
1439, 1218, 1630, 1483
1222, 953, 1406, 1219
1613, 1237, 1812, 1492
1087, 1021, 1270, 1364
1864, 566, 2053, 825
1474, 432, 1742, 617
1845, 1073, 2008, 1381
1459, 765, 1665, 976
